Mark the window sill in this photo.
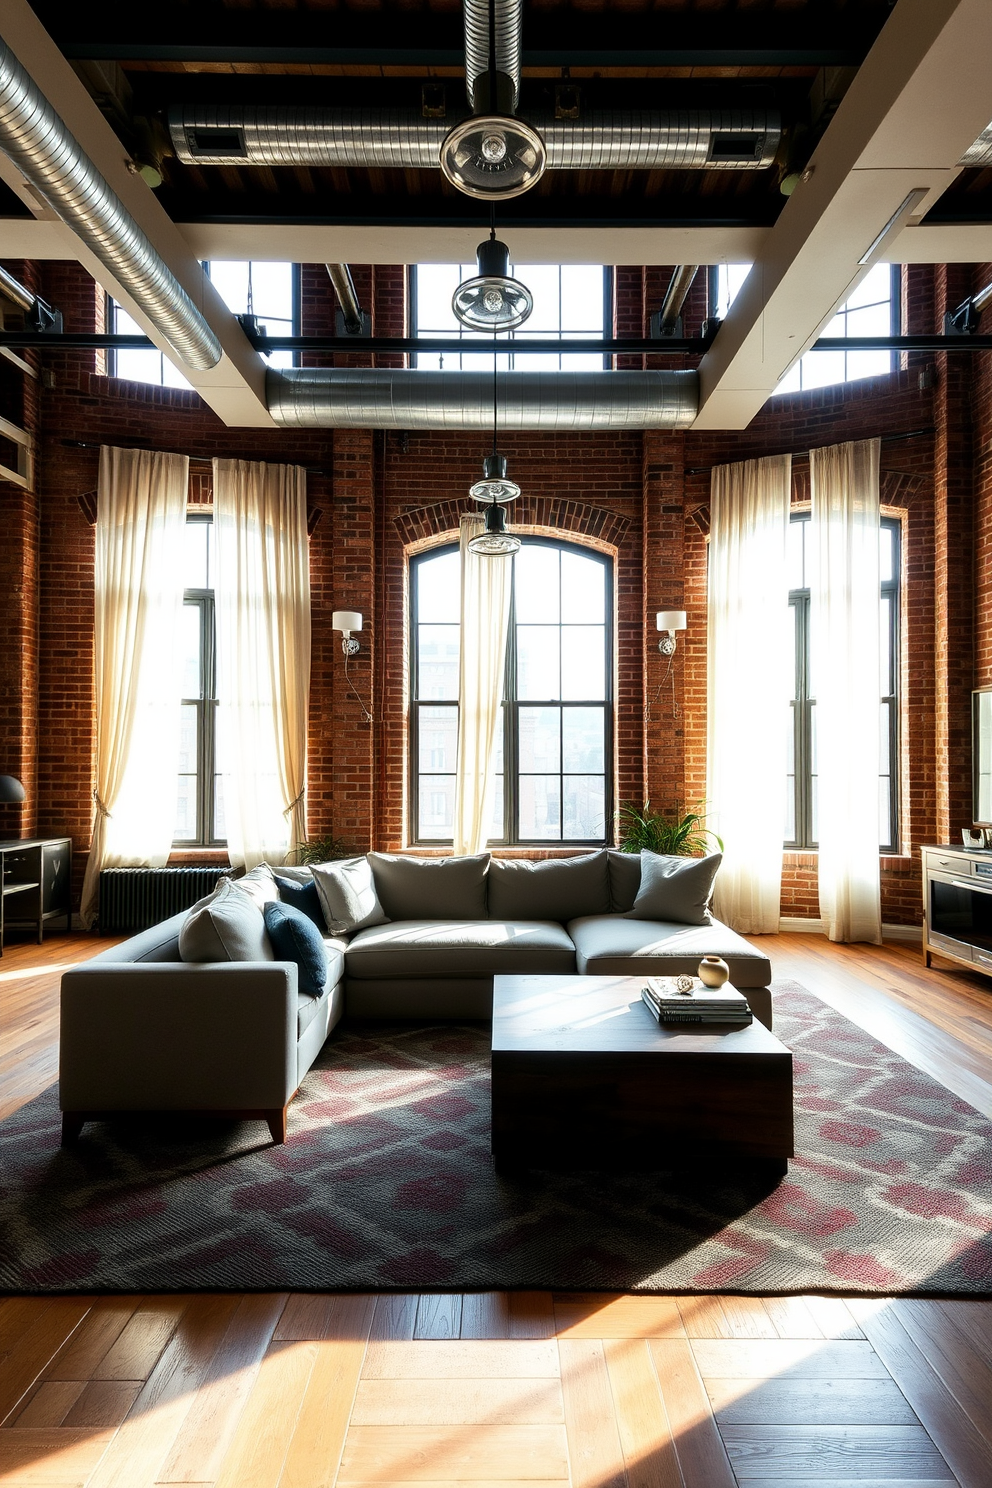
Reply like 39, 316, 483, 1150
169, 848, 231, 866
783, 848, 912, 870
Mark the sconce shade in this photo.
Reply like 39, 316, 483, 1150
332, 611, 363, 635
656, 610, 687, 632
0, 774, 26, 802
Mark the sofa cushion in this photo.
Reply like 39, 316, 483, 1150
263, 901, 329, 998
233, 862, 281, 910
346, 919, 576, 978
179, 880, 274, 963
275, 873, 327, 930
313, 856, 389, 935
275, 864, 314, 884
567, 915, 771, 988
369, 852, 489, 921
607, 849, 642, 912
627, 850, 721, 926
487, 852, 611, 923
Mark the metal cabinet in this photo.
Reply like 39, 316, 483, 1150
922, 843, 992, 977
0, 837, 72, 954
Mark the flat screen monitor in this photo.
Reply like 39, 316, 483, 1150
974, 689, 992, 826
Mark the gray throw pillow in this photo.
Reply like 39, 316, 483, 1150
607, 849, 642, 912
488, 851, 611, 923
626, 850, 722, 926
234, 862, 281, 911
179, 879, 275, 962
312, 856, 389, 935
368, 852, 490, 920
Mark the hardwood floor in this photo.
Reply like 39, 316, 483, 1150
2, 927, 992, 1487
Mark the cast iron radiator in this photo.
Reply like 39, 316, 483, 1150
98, 867, 227, 933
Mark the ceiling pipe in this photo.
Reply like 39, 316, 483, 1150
654, 265, 699, 338
265, 366, 698, 430
464, 0, 520, 114
0, 32, 221, 370
168, 107, 781, 172
0, 262, 33, 312
325, 263, 367, 335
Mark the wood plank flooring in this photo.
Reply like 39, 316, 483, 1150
2, 926, 992, 1487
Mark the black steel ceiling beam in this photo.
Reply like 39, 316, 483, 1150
47, 13, 880, 68
3, 333, 992, 353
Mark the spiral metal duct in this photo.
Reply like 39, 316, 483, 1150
961, 121, 992, 167
266, 367, 699, 430
0, 33, 221, 371
464, 0, 521, 112
168, 107, 780, 171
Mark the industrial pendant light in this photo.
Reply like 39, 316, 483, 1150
439, 114, 546, 202
469, 451, 520, 503
453, 233, 533, 332
468, 497, 521, 555
467, 350, 521, 556
439, 0, 546, 202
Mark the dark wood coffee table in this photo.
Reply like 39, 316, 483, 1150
491, 974, 793, 1173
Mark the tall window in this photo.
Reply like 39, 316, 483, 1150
716, 262, 898, 394
412, 264, 609, 370
175, 515, 225, 845
109, 260, 298, 387
786, 513, 900, 853
411, 540, 612, 845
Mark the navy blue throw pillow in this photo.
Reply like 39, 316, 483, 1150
263, 900, 329, 999
274, 874, 326, 930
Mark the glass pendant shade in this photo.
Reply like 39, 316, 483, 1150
470, 452, 520, 504
468, 500, 521, 556
440, 114, 547, 203
452, 238, 533, 332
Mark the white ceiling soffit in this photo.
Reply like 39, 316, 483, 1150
0, 0, 272, 427
694, 0, 992, 431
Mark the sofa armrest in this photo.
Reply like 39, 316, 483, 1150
59, 962, 299, 1112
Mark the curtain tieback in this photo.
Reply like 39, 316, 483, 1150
283, 789, 305, 819
92, 788, 112, 819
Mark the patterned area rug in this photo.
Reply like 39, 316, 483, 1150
2, 981, 991, 1295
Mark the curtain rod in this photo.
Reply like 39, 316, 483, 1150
684, 427, 933, 477
60, 439, 332, 477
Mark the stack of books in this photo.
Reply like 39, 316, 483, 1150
641, 974, 752, 1026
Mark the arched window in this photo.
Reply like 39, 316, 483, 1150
410, 539, 613, 846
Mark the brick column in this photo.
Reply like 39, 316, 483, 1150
641, 430, 686, 816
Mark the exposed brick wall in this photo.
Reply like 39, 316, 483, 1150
1, 256, 980, 933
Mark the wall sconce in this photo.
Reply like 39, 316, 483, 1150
332, 610, 362, 657
656, 610, 687, 657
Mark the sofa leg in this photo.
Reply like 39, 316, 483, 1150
266, 1108, 288, 1144
61, 1113, 85, 1145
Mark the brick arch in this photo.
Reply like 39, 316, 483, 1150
394, 495, 631, 552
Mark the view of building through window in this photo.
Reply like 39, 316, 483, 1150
717, 262, 897, 394
411, 540, 611, 844
110, 261, 296, 389
786, 513, 900, 853
175, 516, 226, 846
413, 264, 608, 370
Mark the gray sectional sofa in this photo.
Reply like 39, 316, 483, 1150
59, 849, 772, 1144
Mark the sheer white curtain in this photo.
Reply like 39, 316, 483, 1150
811, 438, 882, 943
453, 513, 512, 855
80, 445, 188, 928
213, 459, 310, 870
707, 454, 792, 933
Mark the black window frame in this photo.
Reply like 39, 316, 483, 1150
786, 511, 900, 854
409, 537, 614, 847
175, 513, 225, 848
408, 264, 613, 370
108, 261, 302, 380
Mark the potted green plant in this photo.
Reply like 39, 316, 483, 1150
615, 802, 723, 856
291, 834, 355, 867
